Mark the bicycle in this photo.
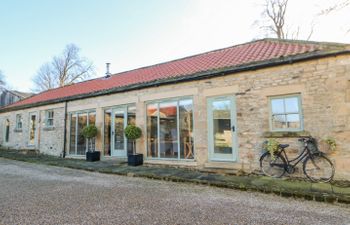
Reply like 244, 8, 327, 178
259, 137, 335, 182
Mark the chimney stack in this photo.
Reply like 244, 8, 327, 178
105, 63, 111, 78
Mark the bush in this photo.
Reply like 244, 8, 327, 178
124, 125, 142, 140
82, 125, 98, 139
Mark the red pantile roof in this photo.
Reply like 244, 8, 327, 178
3, 38, 349, 111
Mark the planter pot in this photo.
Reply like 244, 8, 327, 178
86, 151, 100, 162
128, 154, 143, 166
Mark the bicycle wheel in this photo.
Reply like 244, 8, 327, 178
303, 153, 335, 183
260, 152, 286, 178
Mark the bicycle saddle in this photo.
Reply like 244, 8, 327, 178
279, 144, 289, 149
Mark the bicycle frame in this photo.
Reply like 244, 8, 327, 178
277, 145, 312, 173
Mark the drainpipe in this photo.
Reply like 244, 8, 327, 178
62, 101, 68, 158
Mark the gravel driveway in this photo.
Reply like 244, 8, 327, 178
0, 158, 349, 225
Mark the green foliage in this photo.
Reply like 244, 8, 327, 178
324, 137, 337, 151
124, 125, 142, 140
264, 138, 280, 159
82, 125, 98, 139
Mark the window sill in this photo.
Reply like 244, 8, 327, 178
14, 129, 22, 133
43, 126, 55, 131
262, 131, 310, 138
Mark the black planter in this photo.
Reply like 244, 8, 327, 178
86, 151, 100, 162
127, 154, 143, 166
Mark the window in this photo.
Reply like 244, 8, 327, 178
46, 110, 54, 127
16, 114, 22, 130
146, 98, 194, 160
269, 95, 303, 131
69, 110, 96, 155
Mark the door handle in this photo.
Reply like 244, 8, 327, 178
231, 125, 235, 132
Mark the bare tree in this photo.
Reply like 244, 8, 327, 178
33, 44, 94, 92
256, 0, 315, 40
318, 0, 350, 16
263, 0, 288, 39
0, 70, 6, 86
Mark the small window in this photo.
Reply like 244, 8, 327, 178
16, 114, 22, 130
46, 110, 54, 127
269, 95, 303, 131
5, 119, 10, 142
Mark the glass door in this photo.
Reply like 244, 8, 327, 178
28, 112, 37, 146
111, 107, 127, 157
207, 96, 237, 161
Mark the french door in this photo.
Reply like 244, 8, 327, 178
207, 95, 238, 161
111, 107, 128, 157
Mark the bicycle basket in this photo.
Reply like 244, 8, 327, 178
307, 138, 320, 153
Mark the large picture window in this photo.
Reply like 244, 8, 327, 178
69, 110, 96, 155
147, 98, 194, 160
269, 95, 303, 131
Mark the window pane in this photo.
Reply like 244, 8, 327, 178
88, 112, 96, 125
29, 115, 36, 145
77, 114, 87, 155
127, 106, 136, 155
104, 110, 111, 156
212, 99, 232, 154
285, 97, 299, 113
114, 110, 125, 150
147, 104, 158, 158
159, 102, 178, 158
179, 99, 194, 159
69, 114, 77, 155
286, 114, 300, 129
272, 114, 286, 129
271, 99, 284, 114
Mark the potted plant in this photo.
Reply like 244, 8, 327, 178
263, 138, 280, 159
82, 124, 100, 162
124, 124, 143, 166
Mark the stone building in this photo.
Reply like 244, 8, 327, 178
0, 87, 33, 107
1, 39, 350, 179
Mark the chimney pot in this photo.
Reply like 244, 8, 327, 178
105, 63, 111, 78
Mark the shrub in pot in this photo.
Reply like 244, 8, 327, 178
124, 125, 143, 166
82, 124, 100, 162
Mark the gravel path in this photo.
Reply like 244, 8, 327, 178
0, 158, 349, 225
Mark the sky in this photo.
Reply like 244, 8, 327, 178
0, 0, 349, 92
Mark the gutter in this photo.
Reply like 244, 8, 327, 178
1, 49, 350, 113
62, 101, 68, 158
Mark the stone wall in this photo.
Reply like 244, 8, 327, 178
0, 103, 65, 156
1, 54, 350, 179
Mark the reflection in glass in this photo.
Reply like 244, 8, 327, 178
69, 114, 77, 155
285, 97, 299, 113
114, 110, 124, 150
270, 96, 301, 130
212, 99, 232, 154
159, 101, 178, 158
104, 110, 111, 156
29, 114, 36, 145
147, 104, 158, 158
77, 114, 87, 155
127, 106, 136, 155
179, 100, 194, 159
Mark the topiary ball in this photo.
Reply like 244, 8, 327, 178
124, 125, 142, 140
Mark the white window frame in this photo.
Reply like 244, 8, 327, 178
16, 114, 22, 130
68, 110, 96, 155
145, 96, 195, 161
45, 110, 54, 127
269, 94, 303, 132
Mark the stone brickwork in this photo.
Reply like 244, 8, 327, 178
1, 54, 350, 179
